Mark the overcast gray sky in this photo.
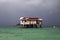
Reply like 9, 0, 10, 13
0, 0, 60, 26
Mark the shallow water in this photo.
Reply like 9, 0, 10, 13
0, 26, 60, 40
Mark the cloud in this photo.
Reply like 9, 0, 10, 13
0, 0, 59, 10
0, 0, 59, 15
0, 0, 60, 25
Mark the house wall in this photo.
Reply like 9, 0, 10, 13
20, 20, 37, 24
20, 21, 29, 24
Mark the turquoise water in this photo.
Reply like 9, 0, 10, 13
0, 26, 60, 40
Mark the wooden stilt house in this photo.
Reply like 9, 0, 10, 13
19, 17, 43, 28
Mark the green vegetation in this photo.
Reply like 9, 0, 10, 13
0, 26, 60, 40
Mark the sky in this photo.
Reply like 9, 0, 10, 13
0, 0, 60, 26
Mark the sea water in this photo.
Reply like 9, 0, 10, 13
0, 26, 60, 40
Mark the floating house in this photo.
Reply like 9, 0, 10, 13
19, 17, 43, 28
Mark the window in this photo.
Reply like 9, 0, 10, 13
22, 21, 23, 22
25, 20, 26, 22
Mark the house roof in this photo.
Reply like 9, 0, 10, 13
20, 17, 43, 21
